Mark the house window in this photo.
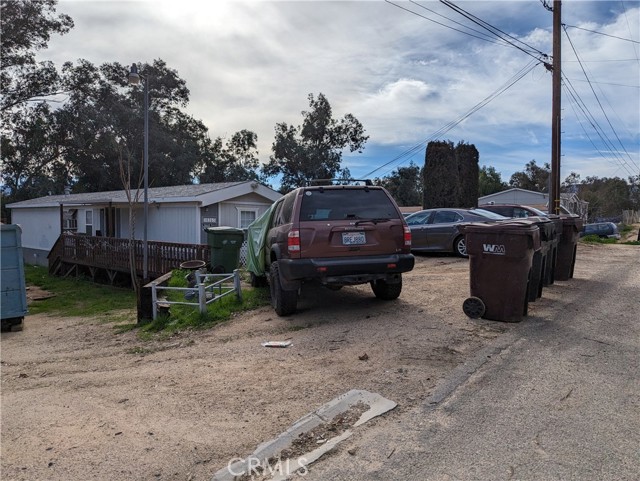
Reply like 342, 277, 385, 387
85, 210, 93, 235
238, 209, 258, 229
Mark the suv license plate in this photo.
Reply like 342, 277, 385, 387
342, 232, 366, 245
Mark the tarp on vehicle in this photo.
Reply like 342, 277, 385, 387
245, 203, 276, 277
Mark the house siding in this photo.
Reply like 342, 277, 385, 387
11, 208, 60, 266
122, 204, 201, 244
218, 201, 272, 229
7, 182, 282, 265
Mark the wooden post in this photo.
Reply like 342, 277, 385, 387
550, 0, 562, 214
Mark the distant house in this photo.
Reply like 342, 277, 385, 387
478, 188, 588, 219
6, 181, 281, 266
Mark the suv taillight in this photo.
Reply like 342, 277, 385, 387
288, 230, 301, 256
404, 225, 411, 248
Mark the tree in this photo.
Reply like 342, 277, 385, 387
562, 172, 581, 191
422, 140, 479, 208
375, 162, 423, 206
262, 93, 368, 193
59, 59, 205, 192
1, 102, 70, 202
509, 160, 550, 192
479, 165, 507, 196
198, 129, 260, 183
456, 142, 479, 208
578, 176, 633, 220
0, 0, 73, 112
2, 58, 219, 198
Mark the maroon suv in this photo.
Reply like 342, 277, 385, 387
252, 183, 415, 316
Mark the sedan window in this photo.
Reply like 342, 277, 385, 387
406, 211, 432, 225
433, 211, 462, 224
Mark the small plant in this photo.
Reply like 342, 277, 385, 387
138, 286, 270, 337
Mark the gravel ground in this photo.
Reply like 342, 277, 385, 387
1, 244, 599, 481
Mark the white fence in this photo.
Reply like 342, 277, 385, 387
150, 270, 242, 320
239, 240, 248, 267
622, 210, 640, 224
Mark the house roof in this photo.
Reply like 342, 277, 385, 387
478, 188, 548, 202
6, 181, 282, 209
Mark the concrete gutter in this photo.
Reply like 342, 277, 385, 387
211, 389, 397, 481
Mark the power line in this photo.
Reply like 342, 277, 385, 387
563, 25, 639, 172
408, 0, 508, 46
439, 0, 550, 62
568, 78, 640, 89
563, 81, 636, 177
364, 60, 541, 178
563, 24, 640, 44
384, 0, 508, 47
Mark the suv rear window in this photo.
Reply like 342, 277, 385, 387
300, 188, 400, 221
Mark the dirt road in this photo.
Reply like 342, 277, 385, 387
0, 244, 629, 481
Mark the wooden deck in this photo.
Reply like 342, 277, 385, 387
48, 234, 211, 283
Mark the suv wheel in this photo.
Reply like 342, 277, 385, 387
370, 276, 403, 300
454, 236, 468, 257
269, 261, 298, 316
250, 272, 268, 287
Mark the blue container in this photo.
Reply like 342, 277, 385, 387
1, 225, 28, 331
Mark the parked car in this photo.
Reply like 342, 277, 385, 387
405, 208, 508, 257
478, 203, 549, 218
246, 182, 415, 316
580, 222, 621, 239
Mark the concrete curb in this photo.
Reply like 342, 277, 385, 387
423, 325, 527, 410
211, 389, 396, 481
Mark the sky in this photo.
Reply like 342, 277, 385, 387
40, 0, 640, 188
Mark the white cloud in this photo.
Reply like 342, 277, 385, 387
42, 0, 639, 183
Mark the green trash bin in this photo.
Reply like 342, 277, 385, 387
461, 221, 540, 323
554, 215, 584, 281
204, 227, 245, 273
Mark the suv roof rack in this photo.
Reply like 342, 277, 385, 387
307, 178, 373, 186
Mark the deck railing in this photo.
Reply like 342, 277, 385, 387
51, 234, 210, 279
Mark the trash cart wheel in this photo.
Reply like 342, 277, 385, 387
463, 296, 485, 319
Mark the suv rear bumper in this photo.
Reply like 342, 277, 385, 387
278, 254, 415, 284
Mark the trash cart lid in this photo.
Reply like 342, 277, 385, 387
460, 221, 540, 236
203, 226, 245, 234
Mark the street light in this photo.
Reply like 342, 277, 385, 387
128, 63, 149, 281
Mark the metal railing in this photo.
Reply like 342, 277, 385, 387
150, 269, 242, 320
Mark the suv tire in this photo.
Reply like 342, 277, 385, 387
269, 261, 298, 316
370, 276, 403, 300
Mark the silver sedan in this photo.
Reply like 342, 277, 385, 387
405, 208, 508, 257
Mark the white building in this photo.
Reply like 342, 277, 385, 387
6, 181, 281, 266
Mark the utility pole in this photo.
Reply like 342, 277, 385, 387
550, 0, 562, 214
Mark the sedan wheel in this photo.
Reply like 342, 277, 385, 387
454, 236, 468, 257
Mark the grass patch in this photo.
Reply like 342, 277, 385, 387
288, 325, 308, 332
580, 235, 618, 244
24, 265, 271, 337
24, 265, 135, 319
619, 224, 633, 235
138, 281, 270, 338
580, 234, 640, 246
